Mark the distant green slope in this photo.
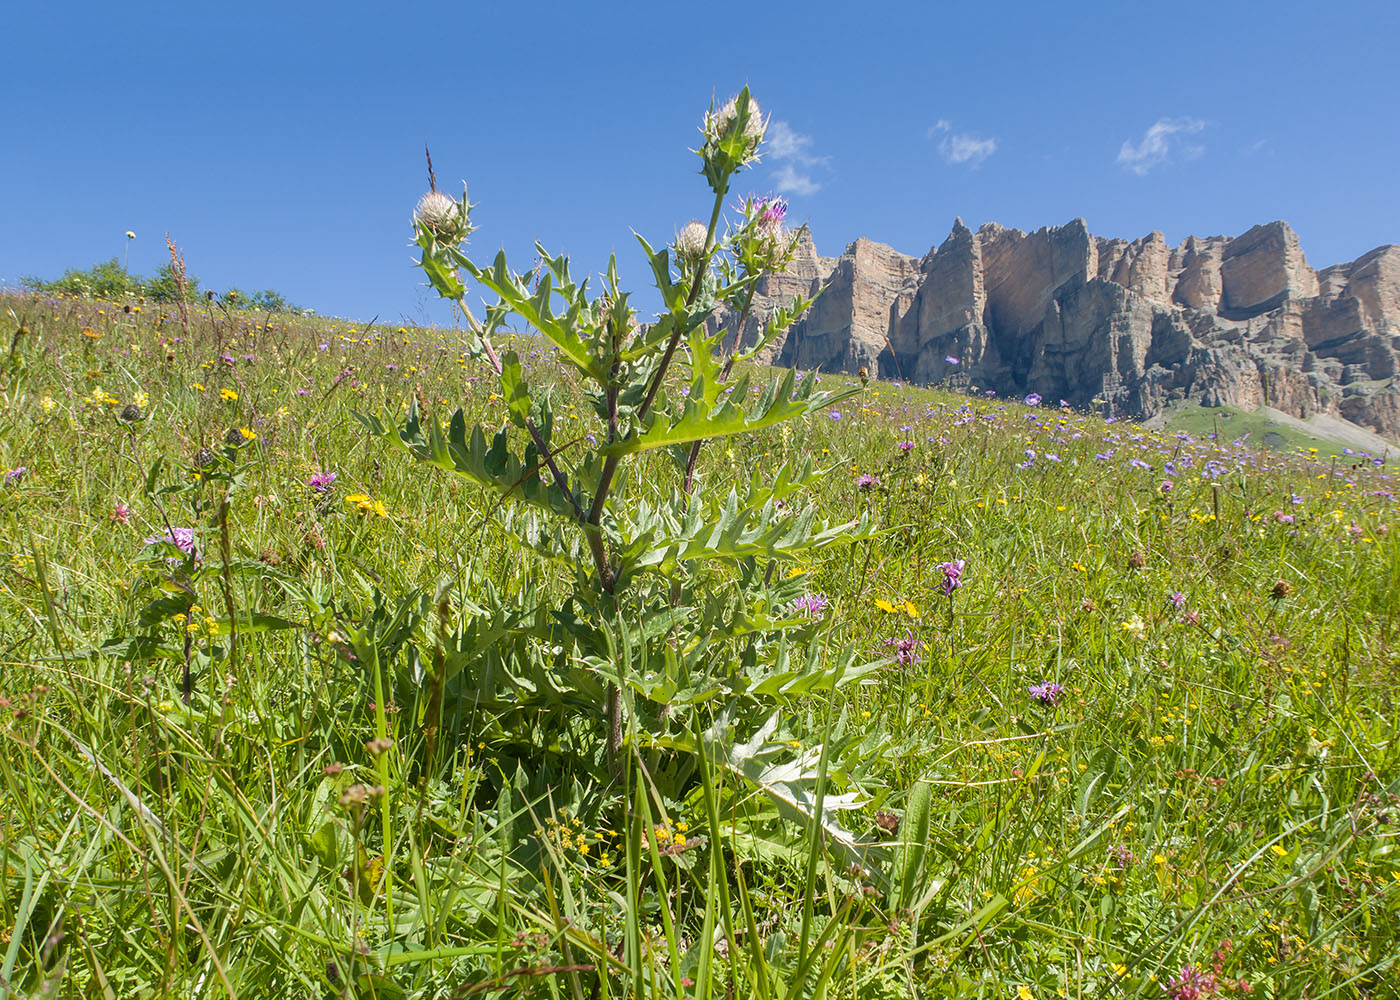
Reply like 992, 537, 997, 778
1149, 403, 1394, 461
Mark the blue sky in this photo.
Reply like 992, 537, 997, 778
4, 0, 1397, 324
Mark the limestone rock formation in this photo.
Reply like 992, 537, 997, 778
722, 218, 1400, 443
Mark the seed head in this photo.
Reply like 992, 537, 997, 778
414, 190, 465, 241
1271, 580, 1291, 599
674, 220, 708, 262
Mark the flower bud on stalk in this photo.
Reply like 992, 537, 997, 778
413, 189, 471, 244
707, 95, 766, 144
699, 91, 767, 190
674, 220, 709, 263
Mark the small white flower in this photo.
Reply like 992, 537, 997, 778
414, 191, 463, 239
674, 220, 708, 261
707, 94, 765, 142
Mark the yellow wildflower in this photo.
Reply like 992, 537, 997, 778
345, 493, 388, 517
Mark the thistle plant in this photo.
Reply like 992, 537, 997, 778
362, 88, 881, 827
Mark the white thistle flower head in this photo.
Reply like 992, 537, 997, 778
674, 220, 708, 262
707, 94, 766, 143
414, 190, 464, 241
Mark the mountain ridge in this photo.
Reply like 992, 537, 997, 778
720, 219, 1400, 444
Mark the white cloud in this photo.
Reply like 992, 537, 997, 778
773, 163, 821, 196
768, 121, 828, 166
767, 120, 828, 195
927, 120, 998, 168
1117, 117, 1206, 175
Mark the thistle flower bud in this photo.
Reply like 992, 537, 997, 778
674, 220, 708, 262
414, 191, 465, 241
707, 95, 765, 142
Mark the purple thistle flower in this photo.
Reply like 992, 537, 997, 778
1028, 682, 1064, 706
790, 593, 829, 620
755, 195, 787, 227
308, 471, 338, 494
856, 473, 880, 490
937, 559, 965, 597
897, 441, 915, 454
883, 630, 923, 666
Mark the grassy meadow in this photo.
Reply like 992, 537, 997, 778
0, 290, 1397, 999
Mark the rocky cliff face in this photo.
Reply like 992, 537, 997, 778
723, 220, 1400, 443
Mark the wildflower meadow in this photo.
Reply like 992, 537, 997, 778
0, 90, 1397, 999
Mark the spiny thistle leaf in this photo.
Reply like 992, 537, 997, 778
707, 711, 884, 885
356, 402, 581, 521
464, 251, 605, 382
605, 362, 857, 456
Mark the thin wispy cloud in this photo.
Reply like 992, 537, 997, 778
1117, 117, 1206, 175
773, 163, 821, 196
927, 120, 998, 168
768, 120, 829, 196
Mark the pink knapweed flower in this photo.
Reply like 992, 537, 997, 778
790, 593, 829, 620
308, 471, 338, 494
144, 527, 197, 557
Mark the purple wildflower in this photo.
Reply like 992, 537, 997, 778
308, 471, 338, 494
883, 630, 922, 666
3, 467, 27, 485
937, 559, 965, 597
790, 593, 829, 620
754, 195, 787, 228
1028, 682, 1064, 706
1165, 965, 1217, 1000
828, 411, 842, 421
945, 355, 960, 365
856, 474, 880, 491
1024, 393, 1042, 406
111, 503, 133, 525
897, 441, 915, 454
1169, 591, 1186, 609
144, 527, 197, 557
